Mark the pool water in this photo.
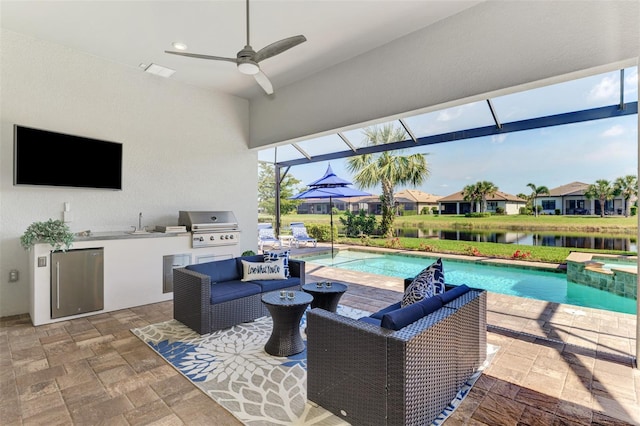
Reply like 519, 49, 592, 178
304, 250, 637, 315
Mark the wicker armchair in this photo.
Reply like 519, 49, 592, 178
306, 288, 486, 426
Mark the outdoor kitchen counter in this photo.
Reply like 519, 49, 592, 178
28, 231, 240, 326
73, 231, 191, 242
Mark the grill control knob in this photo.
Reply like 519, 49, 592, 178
210, 236, 215, 241
230, 235, 234, 239
198, 236, 204, 242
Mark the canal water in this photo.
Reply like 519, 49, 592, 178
393, 228, 637, 252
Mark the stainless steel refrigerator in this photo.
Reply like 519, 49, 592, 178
51, 248, 104, 319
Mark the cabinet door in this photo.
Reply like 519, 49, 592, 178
163, 253, 191, 293
51, 248, 104, 318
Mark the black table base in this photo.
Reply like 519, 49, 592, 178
301, 283, 348, 313
262, 291, 313, 357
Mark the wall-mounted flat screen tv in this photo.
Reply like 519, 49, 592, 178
14, 125, 123, 190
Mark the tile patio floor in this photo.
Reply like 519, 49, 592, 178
1, 247, 638, 425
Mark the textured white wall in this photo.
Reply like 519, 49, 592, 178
248, 1, 640, 147
0, 30, 254, 317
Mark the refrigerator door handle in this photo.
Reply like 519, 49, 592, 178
56, 261, 60, 310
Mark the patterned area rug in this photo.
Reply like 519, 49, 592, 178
131, 307, 497, 425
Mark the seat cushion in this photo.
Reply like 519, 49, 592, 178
252, 277, 301, 292
210, 281, 261, 304
186, 258, 240, 282
401, 258, 445, 307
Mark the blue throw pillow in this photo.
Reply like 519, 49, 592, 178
401, 258, 445, 307
264, 250, 290, 278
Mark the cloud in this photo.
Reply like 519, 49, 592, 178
491, 134, 507, 144
436, 108, 463, 122
588, 75, 618, 103
601, 125, 624, 137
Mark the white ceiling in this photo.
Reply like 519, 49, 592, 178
0, 0, 482, 99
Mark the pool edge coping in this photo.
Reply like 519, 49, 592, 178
295, 244, 567, 274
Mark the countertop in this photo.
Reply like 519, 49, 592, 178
72, 230, 190, 242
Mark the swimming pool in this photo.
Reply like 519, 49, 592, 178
303, 250, 637, 315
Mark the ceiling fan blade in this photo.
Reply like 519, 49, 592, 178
164, 50, 237, 64
254, 71, 273, 95
254, 35, 307, 63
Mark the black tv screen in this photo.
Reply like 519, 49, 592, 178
14, 125, 123, 190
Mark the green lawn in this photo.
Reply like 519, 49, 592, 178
271, 213, 638, 234
337, 236, 635, 264
260, 213, 638, 263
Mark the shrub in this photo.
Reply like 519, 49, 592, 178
305, 224, 337, 242
384, 237, 402, 248
631, 206, 637, 216
495, 207, 505, 215
431, 207, 439, 215
421, 207, 429, 215
339, 210, 377, 237
555, 209, 561, 215
419, 242, 434, 252
464, 246, 481, 256
512, 249, 531, 259
465, 212, 492, 218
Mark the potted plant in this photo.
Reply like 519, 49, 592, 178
21, 219, 74, 251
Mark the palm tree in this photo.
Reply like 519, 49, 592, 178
463, 181, 498, 213
584, 179, 620, 217
462, 184, 481, 213
613, 175, 638, 217
527, 183, 550, 217
347, 124, 430, 238
477, 181, 498, 213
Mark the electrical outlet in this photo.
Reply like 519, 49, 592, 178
38, 256, 47, 267
9, 270, 19, 282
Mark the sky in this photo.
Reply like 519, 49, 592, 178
259, 67, 638, 197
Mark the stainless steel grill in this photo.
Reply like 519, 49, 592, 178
178, 211, 240, 248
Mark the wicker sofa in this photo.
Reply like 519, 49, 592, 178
173, 254, 305, 335
306, 284, 486, 426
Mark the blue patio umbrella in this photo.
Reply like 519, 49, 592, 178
290, 164, 371, 257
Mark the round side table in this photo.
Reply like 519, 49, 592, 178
301, 282, 348, 312
261, 291, 313, 357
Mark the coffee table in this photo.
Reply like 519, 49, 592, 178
301, 282, 348, 312
261, 291, 313, 357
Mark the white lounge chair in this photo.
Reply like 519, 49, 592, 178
258, 226, 282, 251
292, 226, 317, 248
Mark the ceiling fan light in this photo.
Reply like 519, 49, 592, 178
238, 62, 259, 75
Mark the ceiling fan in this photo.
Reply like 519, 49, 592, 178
165, 0, 306, 95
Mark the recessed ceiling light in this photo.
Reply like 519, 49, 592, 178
172, 42, 188, 51
144, 63, 176, 78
